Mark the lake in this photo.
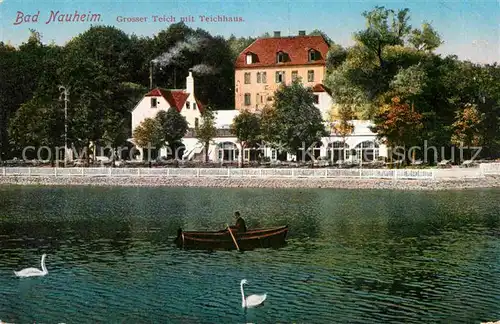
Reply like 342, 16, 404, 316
0, 185, 499, 323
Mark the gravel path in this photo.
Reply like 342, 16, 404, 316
1, 175, 500, 190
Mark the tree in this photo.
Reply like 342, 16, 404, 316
327, 105, 355, 151
230, 110, 261, 166
8, 96, 64, 161
262, 80, 327, 161
156, 108, 188, 159
132, 118, 164, 160
308, 29, 334, 45
371, 97, 423, 163
354, 6, 411, 67
409, 22, 443, 52
195, 108, 217, 162
326, 44, 348, 71
226, 34, 255, 60
450, 104, 485, 156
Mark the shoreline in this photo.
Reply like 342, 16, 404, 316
1, 175, 500, 190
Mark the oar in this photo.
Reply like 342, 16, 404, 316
226, 224, 240, 251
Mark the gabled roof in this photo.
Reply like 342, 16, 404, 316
144, 88, 204, 112
235, 35, 329, 68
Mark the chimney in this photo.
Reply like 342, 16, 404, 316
299, 30, 306, 36
186, 68, 194, 95
273, 31, 281, 37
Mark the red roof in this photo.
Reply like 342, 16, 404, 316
235, 36, 329, 68
312, 83, 331, 95
145, 88, 204, 112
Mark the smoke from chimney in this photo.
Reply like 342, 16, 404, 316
191, 64, 216, 75
152, 35, 207, 66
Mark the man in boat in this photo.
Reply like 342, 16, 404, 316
232, 211, 247, 233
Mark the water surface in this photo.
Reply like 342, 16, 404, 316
0, 186, 499, 323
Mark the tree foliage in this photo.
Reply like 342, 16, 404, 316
230, 110, 261, 148
371, 97, 423, 149
327, 105, 355, 141
261, 80, 327, 158
195, 108, 217, 162
450, 104, 485, 147
132, 117, 164, 149
156, 107, 188, 147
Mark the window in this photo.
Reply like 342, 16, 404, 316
257, 72, 261, 83
292, 71, 298, 81
256, 94, 260, 105
275, 71, 285, 83
262, 72, 267, 83
193, 102, 197, 110
276, 51, 285, 63
244, 72, 251, 84
244, 93, 251, 106
186, 101, 190, 109
151, 98, 157, 108
271, 149, 277, 160
309, 50, 316, 61
313, 95, 319, 104
246, 53, 253, 64
308, 70, 314, 82
194, 117, 199, 128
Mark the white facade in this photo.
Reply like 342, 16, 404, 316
130, 73, 387, 163
131, 71, 202, 133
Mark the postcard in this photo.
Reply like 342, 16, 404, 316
0, 0, 499, 323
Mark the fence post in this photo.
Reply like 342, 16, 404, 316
393, 169, 398, 181
196, 168, 200, 177
81, 168, 84, 176
54, 167, 58, 177
167, 168, 170, 177
108, 168, 112, 177
2, 167, 5, 176
137, 168, 141, 177
359, 168, 362, 178
28, 167, 31, 177
227, 168, 230, 178
259, 169, 263, 177
325, 169, 328, 178
291, 169, 295, 177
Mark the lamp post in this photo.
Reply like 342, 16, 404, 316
59, 85, 69, 167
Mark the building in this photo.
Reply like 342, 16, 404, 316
234, 30, 330, 112
130, 70, 247, 162
130, 38, 387, 163
130, 69, 204, 158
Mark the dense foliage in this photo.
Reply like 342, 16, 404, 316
324, 6, 500, 161
1, 6, 500, 163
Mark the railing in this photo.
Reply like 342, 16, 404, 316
0, 167, 436, 180
480, 162, 500, 175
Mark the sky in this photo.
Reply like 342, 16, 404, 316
0, 0, 499, 64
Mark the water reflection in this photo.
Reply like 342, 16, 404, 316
0, 186, 499, 323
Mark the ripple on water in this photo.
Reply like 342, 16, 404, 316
0, 186, 500, 323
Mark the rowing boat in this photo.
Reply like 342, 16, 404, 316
174, 225, 288, 251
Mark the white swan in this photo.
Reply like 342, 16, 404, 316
240, 279, 267, 308
14, 254, 48, 278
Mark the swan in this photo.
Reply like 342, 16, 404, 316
14, 254, 48, 278
240, 279, 267, 308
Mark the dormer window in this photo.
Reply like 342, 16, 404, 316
193, 102, 197, 110
186, 101, 190, 109
276, 51, 285, 63
308, 49, 317, 62
151, 98, 157, 108
246, 53, 253, 64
